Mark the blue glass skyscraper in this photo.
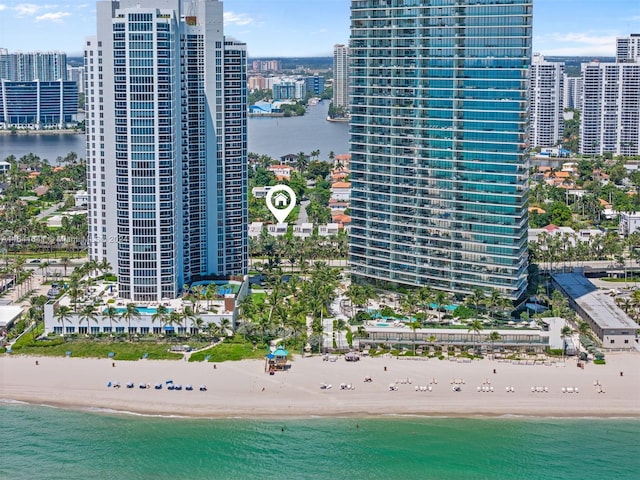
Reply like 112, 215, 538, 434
349, 0, 532, 301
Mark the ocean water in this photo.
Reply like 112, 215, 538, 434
1, 403, 638, 480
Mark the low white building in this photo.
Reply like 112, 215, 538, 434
330, 182, 351, 202
43, 278, 250, 335
267, 223, 288, 236
74, 190, 89, 207
0, 161, 11, 174
248, 222, 263, 237
267, 164, 293, 180
0, 305, 24, 334
251, 186, 272, 199
618, 212, 640, 237
318, 223, 339, 236
293, 222, 313, 238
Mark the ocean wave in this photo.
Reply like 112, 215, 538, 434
82, 406, 190, 419
0, 398, 31, 405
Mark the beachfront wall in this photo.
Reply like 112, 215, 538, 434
361, 327, 550, 353
43, 306, 235, 336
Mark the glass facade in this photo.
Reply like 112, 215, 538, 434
349, 0, 531, 301
0, 80, 77, 128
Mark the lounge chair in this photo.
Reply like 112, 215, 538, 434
185, 385, 193, 391
126, 382, 134, 388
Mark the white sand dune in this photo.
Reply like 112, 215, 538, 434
1, 353, 639, 418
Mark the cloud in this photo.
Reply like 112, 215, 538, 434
224, 11, 254, 27
535, 32, 618, 56
36, 12, 70, 22
14, 3, 43, 16
0, 5, 7, 12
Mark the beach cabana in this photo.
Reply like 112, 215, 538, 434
265, 347, 289, 372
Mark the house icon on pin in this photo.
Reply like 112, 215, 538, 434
273, 192, 289, 207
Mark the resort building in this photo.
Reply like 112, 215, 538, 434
348, 0, 532, 301
42, 278, 250, 335
580, 35, 640, 156
85, 0, 248, 302
551, 273, 639, 350
333, 44, 349, 108
359, 324, 562, 354
529, 54, 564, 148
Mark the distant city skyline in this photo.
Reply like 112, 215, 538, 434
0, 0, 638, 58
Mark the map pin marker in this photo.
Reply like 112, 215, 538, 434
266, 185, 297, 223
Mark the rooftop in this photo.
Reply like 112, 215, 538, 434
552, 273, 640, 331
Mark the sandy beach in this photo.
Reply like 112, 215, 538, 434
1, 353, 639, 418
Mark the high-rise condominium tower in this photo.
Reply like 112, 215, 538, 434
349, 0, 532, 301
580, 34, 640, 157
563, 75, 582, 111
529, 54, 564, 148
333, 44, 349, 108
86, 0, 248, 302
0, 51, 67, 81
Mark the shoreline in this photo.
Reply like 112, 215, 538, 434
2, 353, 639, 419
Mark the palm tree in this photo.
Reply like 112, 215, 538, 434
193, 317, 205, 341
466, 287, 486, 316
295, 151, 309, 175
486, 331, 501, 359
182, 306, 197, 334
467, 319, 484, 355
206, 322, 221, 340
55, 305, 73, 336
409, 320, 421, 354
165, 311, 182, 336
78, 304, 97, 336
434, 291, 449, 323
120, 303, 140, 340
417, 287, 433, 320
560, 325, 573, 359
151, 305, 169, 334
60, 256, 71, 277
103, 306, 120, 337
220, 318, 232, 337
99, 258, 112, 278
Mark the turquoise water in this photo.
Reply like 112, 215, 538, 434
107, 306, 173, 315
1, 403, 638, 480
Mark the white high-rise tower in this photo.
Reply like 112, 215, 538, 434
530, 54, 564, 148
85, 0, 248, 301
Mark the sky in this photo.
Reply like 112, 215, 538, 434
0, 0, 638, 58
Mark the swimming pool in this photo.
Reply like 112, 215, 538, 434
106, 306, 173, 315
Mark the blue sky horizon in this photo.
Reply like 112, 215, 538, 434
0, 0, 638, 58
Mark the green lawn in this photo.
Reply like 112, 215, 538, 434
9, 325, 265, 362
11, 338, 184, 361
189, 337, 266, 362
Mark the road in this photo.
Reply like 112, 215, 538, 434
297, 200, 310, 225
35, 201, 65, 221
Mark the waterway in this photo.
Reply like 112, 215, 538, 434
0, 102, 349, 163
